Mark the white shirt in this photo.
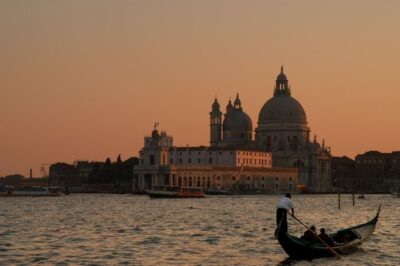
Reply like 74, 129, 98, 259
276, 196, 294, 210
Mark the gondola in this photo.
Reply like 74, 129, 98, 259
276, 205, 381, 259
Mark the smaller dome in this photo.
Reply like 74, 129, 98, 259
223, 109, 253, 132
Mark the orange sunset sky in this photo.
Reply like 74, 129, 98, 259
1, 1, 400, 177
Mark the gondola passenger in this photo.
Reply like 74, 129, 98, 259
318, 228, 335, 246
301, 225, 317, 243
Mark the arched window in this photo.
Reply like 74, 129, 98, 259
293, 160, 305, 168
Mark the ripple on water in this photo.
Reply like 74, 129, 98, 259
0, 194, 399, 265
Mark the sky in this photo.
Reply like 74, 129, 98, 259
1, 0, 400, 177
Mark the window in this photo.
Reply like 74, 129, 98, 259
209, 157, 212, 164
197, 158, 201, 163
188, 158, 192, 164
150, 155, 155, 165
170, 159, 173, 164
179, 158, 182, 164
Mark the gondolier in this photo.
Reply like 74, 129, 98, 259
276, 193, 294, 233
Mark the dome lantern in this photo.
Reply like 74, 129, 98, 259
233, 93, 242, 110
274, 66, 291, 96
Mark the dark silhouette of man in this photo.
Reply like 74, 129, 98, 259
276, 193, 294, 233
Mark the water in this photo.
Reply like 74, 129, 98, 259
0, 194, 399, 265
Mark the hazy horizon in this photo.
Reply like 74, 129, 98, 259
1, 0, 400, 177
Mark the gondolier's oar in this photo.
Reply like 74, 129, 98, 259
287, 212, 341, 258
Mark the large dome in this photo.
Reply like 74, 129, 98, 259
258, 95, 307, 124
223, 109, 253, 132
258, 67, 307, 125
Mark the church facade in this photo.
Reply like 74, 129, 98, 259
134, 67, 331, 193
209, 67, 331, 192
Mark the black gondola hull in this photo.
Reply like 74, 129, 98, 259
276, 206, 380, 260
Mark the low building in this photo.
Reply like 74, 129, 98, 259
331, 156, 355, 192
134, 127, 298, 193
355, 151, 400, 193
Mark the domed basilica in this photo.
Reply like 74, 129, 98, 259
209, 67, 331, 192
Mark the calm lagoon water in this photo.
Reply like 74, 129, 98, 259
0, 194, 399, 265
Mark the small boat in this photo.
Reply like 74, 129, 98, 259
147, 186, 205, 198
276, 205, 381, 259
205, 188, 231, 195
358, 194, 365, 199
0, 185, 63, 197
392, 192, 400, 198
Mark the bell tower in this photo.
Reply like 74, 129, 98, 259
210, 98, 222, 146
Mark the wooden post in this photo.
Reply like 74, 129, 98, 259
338, 192, 341, 210
352, 193, 355, 205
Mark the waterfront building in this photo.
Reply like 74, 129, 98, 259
134, 127, 298, 193
355, 151, 400, 193
331, 156, 355, 192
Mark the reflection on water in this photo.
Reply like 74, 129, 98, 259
0, 194, 399, 265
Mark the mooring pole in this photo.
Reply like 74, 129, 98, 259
338, 192, 341, 210
352, 193, 355, 206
